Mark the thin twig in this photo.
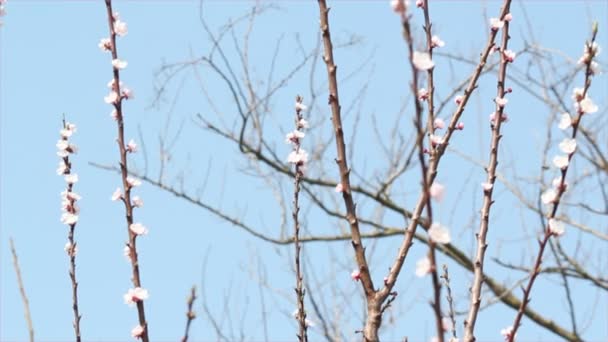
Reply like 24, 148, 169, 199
181, 286, 197, 342
441, 265, 457, 341
9, 238, 34, 342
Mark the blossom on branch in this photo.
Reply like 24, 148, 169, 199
413, 51, 435, 70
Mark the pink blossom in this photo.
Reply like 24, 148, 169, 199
111, 58, 128, 70
126, 176, 142, 188
287, 149, 309, 165
495, 96, 508, 107
61, 212, 79, 225
429, 182, 445, 202
56, 139, 69, 151
418, 88, 429, 101
122, 87, 134, 100
503, 13, 513, 22
295, 102, 307, 112
124, 245, 132, 260
129, 223, 148, 236
589, 42, 601, 56
548, 218, 565, 236
126, 139, 138, 153
428, 222, 450, 244
113, 19, 128, 36
57, 161, 68, 175
456, 122, 465, 130
558, 113, 572, 130
65, 173, 79, 184
98, 38, 112, 51
351, 269, 361, 281
431, 35, 445, 48
433, 118, 445, 130
390, 0, 407, 14
132, 196, 144, 208
413, 51, 435, 70
559, 138, 577, 154
454, 95, 464, 105
590, 61, 599, 74
500, 326, 515, 341
489, 112, 508, 124
62, 190, 82, 202
104, 91, 119, 104
553, 155, 569, 169
111, 188, 122, 201
571, 88, 584, 102
415, 0, 424, 8
552, 177, 567, 191
107, 79, 123, 89
442, 317, 453, 331
64, 241, 78, 257
131, 325, 144, 339
60, 123, 76, 137
335, 183, 344, 193
298, 118, 309, 129
430, 134, 444, 147
481, 182, 493, 191
415, 256, 431, 277
489, 18, 504, 30
123, 287, 149, 305
541, 188, 557, 205
285, 130, 305, 144
503, 50, 516, 63
578, 97, 598, 114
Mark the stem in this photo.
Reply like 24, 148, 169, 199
103, 2, 149, 341
293, 95, 309, 342
508, 27, 599, 341
463, 4, 512, 341
181, 286, 197, 342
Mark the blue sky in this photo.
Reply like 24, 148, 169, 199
1, 1, 607, 341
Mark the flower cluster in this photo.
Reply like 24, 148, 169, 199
123, 287, 149, 306
428, 222, 451, 244
100, 12, 133, 110
286, 100, 309, 173
57, 122, 81, 228
500, 326, 515, 341
577, 41, 600, 74
489, 13, 512, 32
390, 0, 407, 14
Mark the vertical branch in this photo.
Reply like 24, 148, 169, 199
316, 1, 379, 340
380, 0, 513, 306
463, 5, 513, 341
57, 118, 83, 342
419, 2, 446, 340
9, 238, 34, 342
102, 1, 149, 341
507, 25, 600, 341
181, 286, 197, 342
316, 0, 375, 296
290, 95, 309, 342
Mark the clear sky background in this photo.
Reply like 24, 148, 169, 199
1, 1, 607, 341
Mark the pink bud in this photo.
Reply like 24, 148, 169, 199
456, 122, 465, 130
